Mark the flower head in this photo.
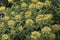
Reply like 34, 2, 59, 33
11, 29, 16, 35
36, 14, 44, 23
25, 19, 33, 26
0, 22, 4, 28
31, 31, 41, 37
29, 3, 36, 9
18, 26, 24, 32
3, 16, 10, 21
25, 11, 32, 18
44, 0, 51, 7
49, 33, 56, 40
11, 11, 15, 16
41, 26, 52, 34
52, 24, 60, 31
36, 1, 43, 9
15, 15, 22, 21
2, 34, 9, 40
21, 2, 27, 8
44, 14, 53, 21
31, 31, 41, 40
8, 20, 16, 27
0, 6, 5, 12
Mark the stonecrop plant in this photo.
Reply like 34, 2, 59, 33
0, 0, 60, 40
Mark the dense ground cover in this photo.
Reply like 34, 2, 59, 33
0, 0, 60, 40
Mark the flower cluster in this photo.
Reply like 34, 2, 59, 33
0, 0, 60, 40
31, 31, 41, 40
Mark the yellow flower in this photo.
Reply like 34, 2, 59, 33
11, 29, 16, 35
44, 14, 53, 21
11, 11, 16, 16
36, 14, 44, 22
0, 22, 4, 28
8, 20, 16, 27
36, 1, 43, 9
31, 35, 38, 40
31, 0, 38, 3
2, 34, 9, 40
21, 2, 27, 8
49, 33, 56, 40
44, 0, 51, 7
25, 11, 32, 18
25, 19, 33, 25
29, 3, 36, 9
15, 15, 22, 21
8, 0, 13, 3
36, 14, 53, 23
41, 26, 52, 34
3, 16, 10, 21
52, 24, 60, 31
31, 31, 41, 38
31, 31, 41, 40
18, 26, 24, 32
0, 6, 5, 12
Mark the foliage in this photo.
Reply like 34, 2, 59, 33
0, 0, 60, 40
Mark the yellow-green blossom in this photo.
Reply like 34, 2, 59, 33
25, 11, 32, 18
31, 31, 41, 40
52, 24, 60, 31
44, 0, 51, 7
0, 6, 5, 12
8, 20, 16, 27
15, 15, 22, 21
11, 11, 16, 16
11, 29, 16, 35
44, 14, 53, 21
31, 35, 38, 40
36, 1, 43, 9
2, 34, 9, 40
25, 19, 33, 25
41, 26, 52, 34
49, 33, 56, 40
0, 22, 4, 28
3, 16, 10, 21
29, 3, 36, 9
21, 2, 27, 8
18, 26, 24, 32
36, 14, 44, 22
